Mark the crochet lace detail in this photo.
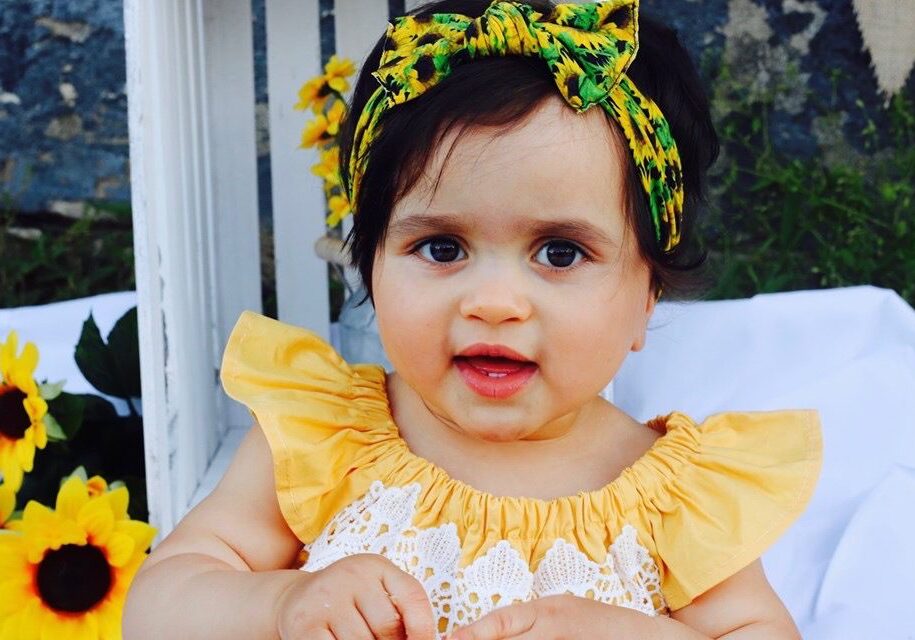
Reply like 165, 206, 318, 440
301, 481, 668, 636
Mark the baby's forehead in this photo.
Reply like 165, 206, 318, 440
397, 99, 627, 221
430, 96, 620, 169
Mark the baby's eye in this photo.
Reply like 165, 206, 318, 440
415, 237, 466, 263
534, 240, 587, 269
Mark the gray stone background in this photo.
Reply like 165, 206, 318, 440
0, 0, 912, 217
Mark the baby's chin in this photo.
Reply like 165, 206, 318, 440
449, 412, 551, 443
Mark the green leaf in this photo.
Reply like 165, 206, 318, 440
105, 307, 141, 399
43, 413, 67, 441
75, 313, 125, 397
73, 308, 140, 400
46, 392, 86, 440
67, 466, 89, 484
38, 380, 66, 401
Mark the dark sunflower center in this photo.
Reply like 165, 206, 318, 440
36, 544, 112, 613
0, 386, 31, 440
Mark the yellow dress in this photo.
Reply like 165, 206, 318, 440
220, 311, 823, 634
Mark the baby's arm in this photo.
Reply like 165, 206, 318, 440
122, 425, 306, 638
123, 424, 436, 639
664, 559, 802, 639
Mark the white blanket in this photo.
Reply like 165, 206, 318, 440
616, 286, 915, 639
4, 286, 913, 638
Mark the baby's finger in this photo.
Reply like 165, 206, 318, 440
329, 603, 375, 640
448, 601, 537, 640
355, 588, 406, 640
381, 568, 436, 640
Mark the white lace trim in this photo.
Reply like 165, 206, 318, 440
302, 481, 667, 636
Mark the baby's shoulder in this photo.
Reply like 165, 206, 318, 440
219, 310, 395, 544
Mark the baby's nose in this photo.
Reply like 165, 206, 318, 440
458, 271, 533, 324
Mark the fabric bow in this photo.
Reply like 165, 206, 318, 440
349, 0, 685, 253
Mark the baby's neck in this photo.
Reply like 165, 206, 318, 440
384, 372, 645, 500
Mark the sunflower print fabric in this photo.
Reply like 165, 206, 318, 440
349, 0, 685, 252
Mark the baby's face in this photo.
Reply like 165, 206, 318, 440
372, 96, 656, 443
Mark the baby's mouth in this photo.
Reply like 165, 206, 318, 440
453, 355, 538, 378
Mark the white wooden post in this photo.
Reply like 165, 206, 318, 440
125, 0, 261, 538
266, 0, 331, 338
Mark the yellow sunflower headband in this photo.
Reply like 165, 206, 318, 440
348, 0, 685, 252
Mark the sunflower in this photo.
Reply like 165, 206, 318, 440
300, 114, 333, 148
325, 100, 346, 137
326, 194, 352, 227
0, 331, 48, 492
0, 474, 155, 640
295, 76, 330, 114
323, 55, 355, 93
312, 146, 342, 189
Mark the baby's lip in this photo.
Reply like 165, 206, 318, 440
455, 343, 533, 363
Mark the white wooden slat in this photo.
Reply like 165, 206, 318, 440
266, 0, 331, 338
202, 0, 263, 433
335, 1, 389, 71
125, 0, 262, 539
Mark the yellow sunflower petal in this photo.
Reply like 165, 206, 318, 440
24, 395, 48, 424
95, 598, 124, 640
0, 484, 14, 525
103, 532, 135, 568
300, 115, 331, 148
32, 420, 47, 450
20, 502, 85, 562
0, 331, 18, 381
56, 476, 89, 521
0, 609, 25, 640
13, 438, 35, 473
0, 575, 31, 615
106, 486, 129, 521
16, 598, 44, 640
77, 497, 115, 546
0, 456, 24, 493
293, 76, 325, 111
0, 531, 28, 571
327, 76, 349, 93
40, 609, 98, 640
324, 55, 355, 79
115, 520, 156, 553
14, 342, 39, 380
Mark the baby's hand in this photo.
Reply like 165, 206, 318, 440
274, 553, 436, 639
448, 594, 639, 640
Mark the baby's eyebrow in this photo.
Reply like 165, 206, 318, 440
387, 213, 466, 239
387, 213, 616, 246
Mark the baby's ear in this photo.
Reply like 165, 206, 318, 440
631, 285, 658, 352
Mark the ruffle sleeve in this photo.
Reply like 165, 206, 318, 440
634, 410, 823, 611
219, 310, 396, 544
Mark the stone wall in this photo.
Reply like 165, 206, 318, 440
1, 0, 129, 215
0, 0, 912, 216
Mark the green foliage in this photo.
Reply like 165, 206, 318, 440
17, 306, 147, 522
74, 308, 142, 401
704, 90, 915, 305
0, 200, 135, 308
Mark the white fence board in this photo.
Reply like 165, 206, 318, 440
266, 0, 331, 338
126, 0, 261, 539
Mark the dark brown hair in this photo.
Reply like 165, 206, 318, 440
338, 0, 719, 304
